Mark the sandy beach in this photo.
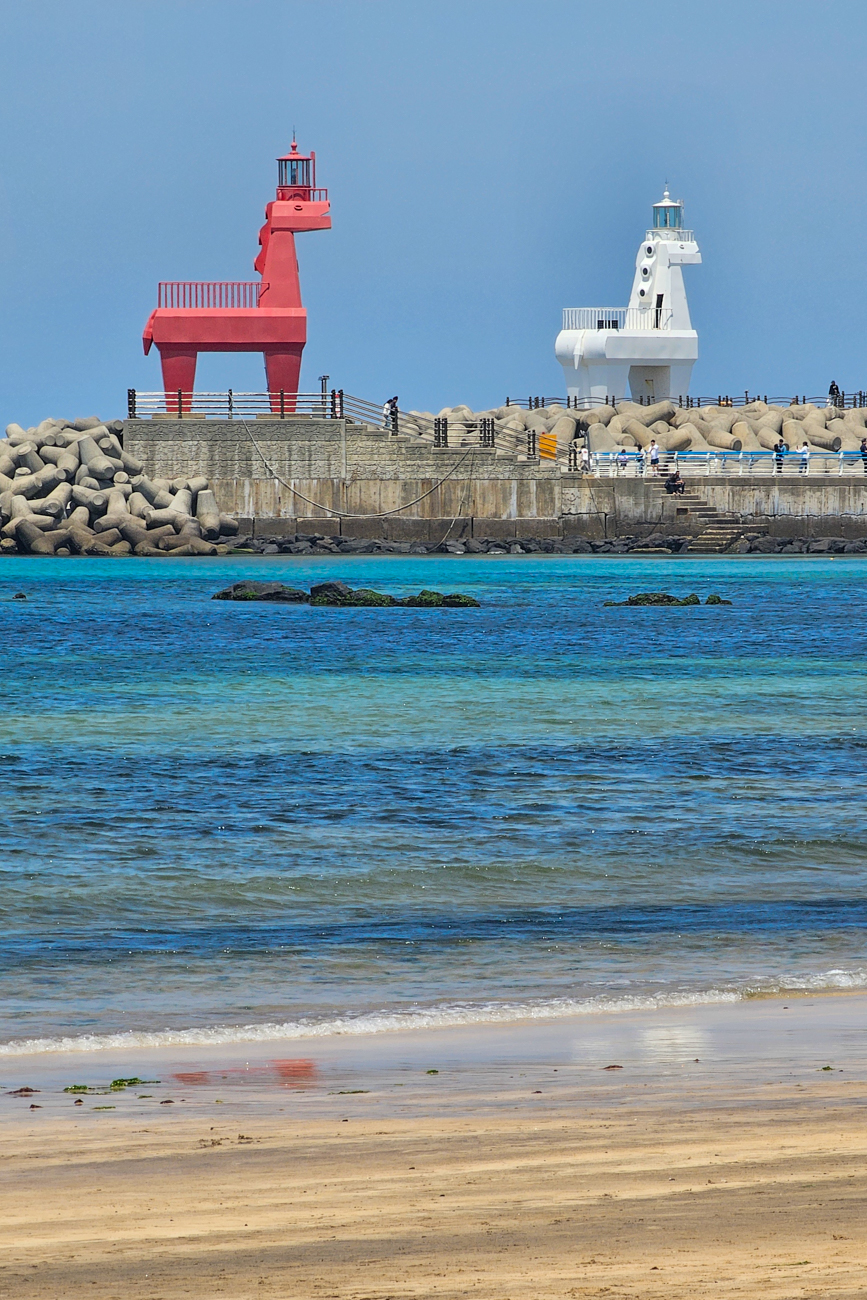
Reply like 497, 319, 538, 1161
2, 995, 866, 1298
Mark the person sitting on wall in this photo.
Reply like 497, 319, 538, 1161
664, 468, 685, 495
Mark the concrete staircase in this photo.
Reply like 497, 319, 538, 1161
646, 478, 748, 553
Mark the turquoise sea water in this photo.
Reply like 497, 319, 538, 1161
0, 554, 865, 1054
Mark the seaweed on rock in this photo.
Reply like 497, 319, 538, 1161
212, 581, 481, 607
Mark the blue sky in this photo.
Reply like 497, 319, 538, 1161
1, 0, 865, 424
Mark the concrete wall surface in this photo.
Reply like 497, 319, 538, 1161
123, 419, 867, 539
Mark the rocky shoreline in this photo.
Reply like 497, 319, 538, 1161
233, 532, 867, 556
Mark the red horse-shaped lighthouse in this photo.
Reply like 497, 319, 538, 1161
143, 140, 331, 410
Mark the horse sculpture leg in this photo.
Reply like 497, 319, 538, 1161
264, 347, 304, 414
158, 347, 198, 415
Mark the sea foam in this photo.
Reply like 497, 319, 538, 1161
0, 988, 766, 1056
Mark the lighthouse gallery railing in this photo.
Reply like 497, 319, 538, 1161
157, 282, 267, 309
561, 307, 675, 331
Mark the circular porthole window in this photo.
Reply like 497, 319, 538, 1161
639, 289, 646, 297
646, 245, 653, 256
641, 267, 650, 276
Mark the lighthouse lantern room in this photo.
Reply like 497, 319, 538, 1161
555, 189, 701, 404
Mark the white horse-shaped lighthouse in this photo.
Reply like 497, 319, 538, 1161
555, 189, 701, 404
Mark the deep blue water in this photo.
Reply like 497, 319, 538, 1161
0, 554, 865, 1052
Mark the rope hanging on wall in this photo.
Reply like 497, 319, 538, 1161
241, 418, 476, 519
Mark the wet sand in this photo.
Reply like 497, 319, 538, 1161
1, 995, 866, 1298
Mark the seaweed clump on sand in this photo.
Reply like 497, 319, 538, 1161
212, 580, 480, 607
604, 591, 731, 607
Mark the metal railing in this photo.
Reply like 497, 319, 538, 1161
645, 228, 695, 243
127, 389, 421, 429
561, 307, 675, 331
275, 187, 329, 203
129, 389, 346, 419
583, 449, 867, 478
126, 390, 527, 457
157, 282, 266, 309
508, 392, 867, 411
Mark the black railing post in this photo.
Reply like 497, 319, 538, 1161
331, 388, 337, 418
527, 430, 537, 457
177, 389, 183, 418
338, 389, 344, 418
228, 388, 234, 419
280, 388, 285, 419
127, 388, 136, 419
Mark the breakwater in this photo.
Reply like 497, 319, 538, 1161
125, 414, 867, 549
5, 407, 867, 557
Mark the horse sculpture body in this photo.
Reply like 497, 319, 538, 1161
143, 140, 330, 411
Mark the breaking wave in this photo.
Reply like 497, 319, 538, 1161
2, 971, 865, 1056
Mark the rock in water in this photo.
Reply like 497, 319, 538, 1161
343, 588, 397, 606
309, 580, 353, 604
212, 581, 308, 602
212, 581, 481, 608
604, 591, 704, 607
402, 589, 445, 607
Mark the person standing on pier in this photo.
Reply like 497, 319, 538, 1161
774, 439, 787, 474
860, 436, 867, 474
799, 441, 810, 475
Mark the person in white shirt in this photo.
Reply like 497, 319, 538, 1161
799, 441, 810, 474
580, 445, 590, 473
648, 438, 661, 474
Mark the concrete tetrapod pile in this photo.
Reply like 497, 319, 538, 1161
403, 399, 867, 458
580, 399, 867, 456
0, 417, 238, 556
402, 403, 585, 455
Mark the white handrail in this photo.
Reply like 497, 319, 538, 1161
561, 307, 674, 331
585, 449, 867, 478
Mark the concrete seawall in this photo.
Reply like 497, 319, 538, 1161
124, 418, 867, 541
